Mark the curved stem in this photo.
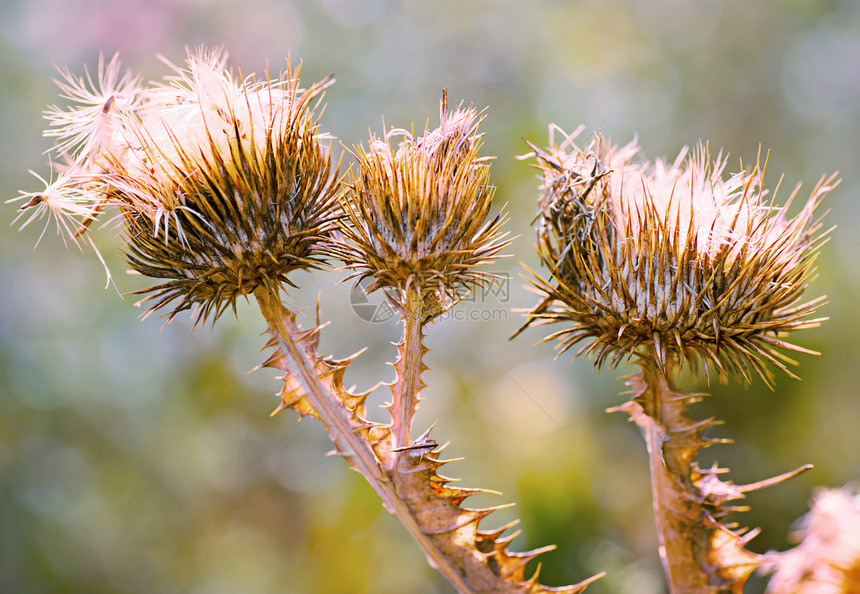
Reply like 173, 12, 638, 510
254, 288, 472, 593
256, 287, 599, 593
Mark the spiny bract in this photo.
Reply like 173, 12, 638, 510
13, 48, 340, 325
518, 125, 837, 384
341, 91, 509, 320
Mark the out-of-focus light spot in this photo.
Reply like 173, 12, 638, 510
267, 435, 344, 494
16, 436, 95, 522
582, 537, 665, 594
482, 360, 575, 437
783, 25, 860, 122
191, 416, 258, 494
217, 1, 304, 68
320, 0, 387, 28
192, 521, 289, 594
4, 0, 174, 61
633, 0, 723, 52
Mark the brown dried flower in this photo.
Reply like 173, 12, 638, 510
13, 48, 340, 324
518, 125, 837, 383
340, 91, 509, 320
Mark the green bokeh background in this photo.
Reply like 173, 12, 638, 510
1, 1, 858, 592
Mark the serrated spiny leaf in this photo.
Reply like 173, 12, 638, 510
611, 362, 812, 592
389, 428, 601, 593
385, 308, 430, 451
272, 371, 318, 419
260, 307, 390, 457
257, 292, 597, 592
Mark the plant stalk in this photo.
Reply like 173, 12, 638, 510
256, 287, 599, 593
390, 298, 425, 453
254, 287, 472, 593
610, 357, 764, 593
638, 364, 708, 593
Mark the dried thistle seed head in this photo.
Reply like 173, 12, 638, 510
341, 92, 509, 319
109, 51, 339, 323
519, 125, 837, 384
15, 48, 340, 325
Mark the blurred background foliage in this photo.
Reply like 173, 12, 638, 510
0, 0, 858, 592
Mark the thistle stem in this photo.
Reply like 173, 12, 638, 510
390, 300, 425, 452
611, 358, 762, 593
255, 288, 600, 592
637, 365, 707, 593
253, 288, 472, 593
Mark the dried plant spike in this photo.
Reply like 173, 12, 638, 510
762, 484, 860, 593
336, 97, 597, 591
15, 49, 340, 325
341, 90, 510, 321
117, 51, 340, 324
517, 125, 838, 593
518, 125, 837, 384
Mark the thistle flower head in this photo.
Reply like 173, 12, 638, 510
341, 91, 509, 320
13, 48, 340, 325
763, 485, 860, 593
519, 125, 837, 383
